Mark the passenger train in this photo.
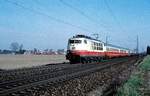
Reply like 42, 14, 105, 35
66, 35, 135, 63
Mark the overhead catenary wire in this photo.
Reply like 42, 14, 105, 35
59, 0, 118, 40
59, 0, 109, 31
59, 0, 97, 23
104, 0, 125, 33
4, 0, 91, 32
32, 0, 51, 12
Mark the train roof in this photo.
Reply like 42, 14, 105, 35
71, 34, 131, 51
106, 43, 130, 50
72, 34, 103, 42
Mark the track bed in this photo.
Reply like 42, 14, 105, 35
0, 56, 143, 96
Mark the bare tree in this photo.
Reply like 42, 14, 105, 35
19, 44, 23, 51
10, 42, 19, 52
44, 49, 48, 52
33, 48, 37, 54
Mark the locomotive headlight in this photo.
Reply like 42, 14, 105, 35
72, 47, 75, 50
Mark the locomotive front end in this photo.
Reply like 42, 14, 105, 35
66, 38, 84, 63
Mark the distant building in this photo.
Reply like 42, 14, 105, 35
23, 49, 67, 55
57, 49, 66, 55
0, 50, 12, 54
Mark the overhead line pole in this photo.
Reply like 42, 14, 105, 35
136, 35, 139, 54
92, 33, 99, 40
106, 35, 108, 45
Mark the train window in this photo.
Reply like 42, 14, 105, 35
99, 43, 103, 50
75, 40, 81, 43
94, 46, 96, 50
84, 40, 87, 44
69, 40, 81, 44
91, 42, 103, 50
91, 42, 94, 50
69, 40, 74, 44
92, 46, 94, 50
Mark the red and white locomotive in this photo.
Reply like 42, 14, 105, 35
66, 35, 135, 63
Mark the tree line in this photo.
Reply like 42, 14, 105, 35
0, 42, 65, 55
0, 42, 26, 54
147, 46, 150, 55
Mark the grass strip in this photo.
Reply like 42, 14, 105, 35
116, 55, 150, 96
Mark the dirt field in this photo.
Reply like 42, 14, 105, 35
0, 54, 68, 70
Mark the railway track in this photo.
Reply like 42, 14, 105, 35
0, 57, 129, 82
0, 56, 139, 96
0, 58, 129, 82
0, 63, 78, 82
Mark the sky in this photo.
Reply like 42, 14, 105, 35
0, 0, 150, 52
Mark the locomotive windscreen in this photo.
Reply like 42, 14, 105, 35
69, 40, 81, 44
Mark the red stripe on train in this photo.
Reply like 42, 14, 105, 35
69, 50, 129, 57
